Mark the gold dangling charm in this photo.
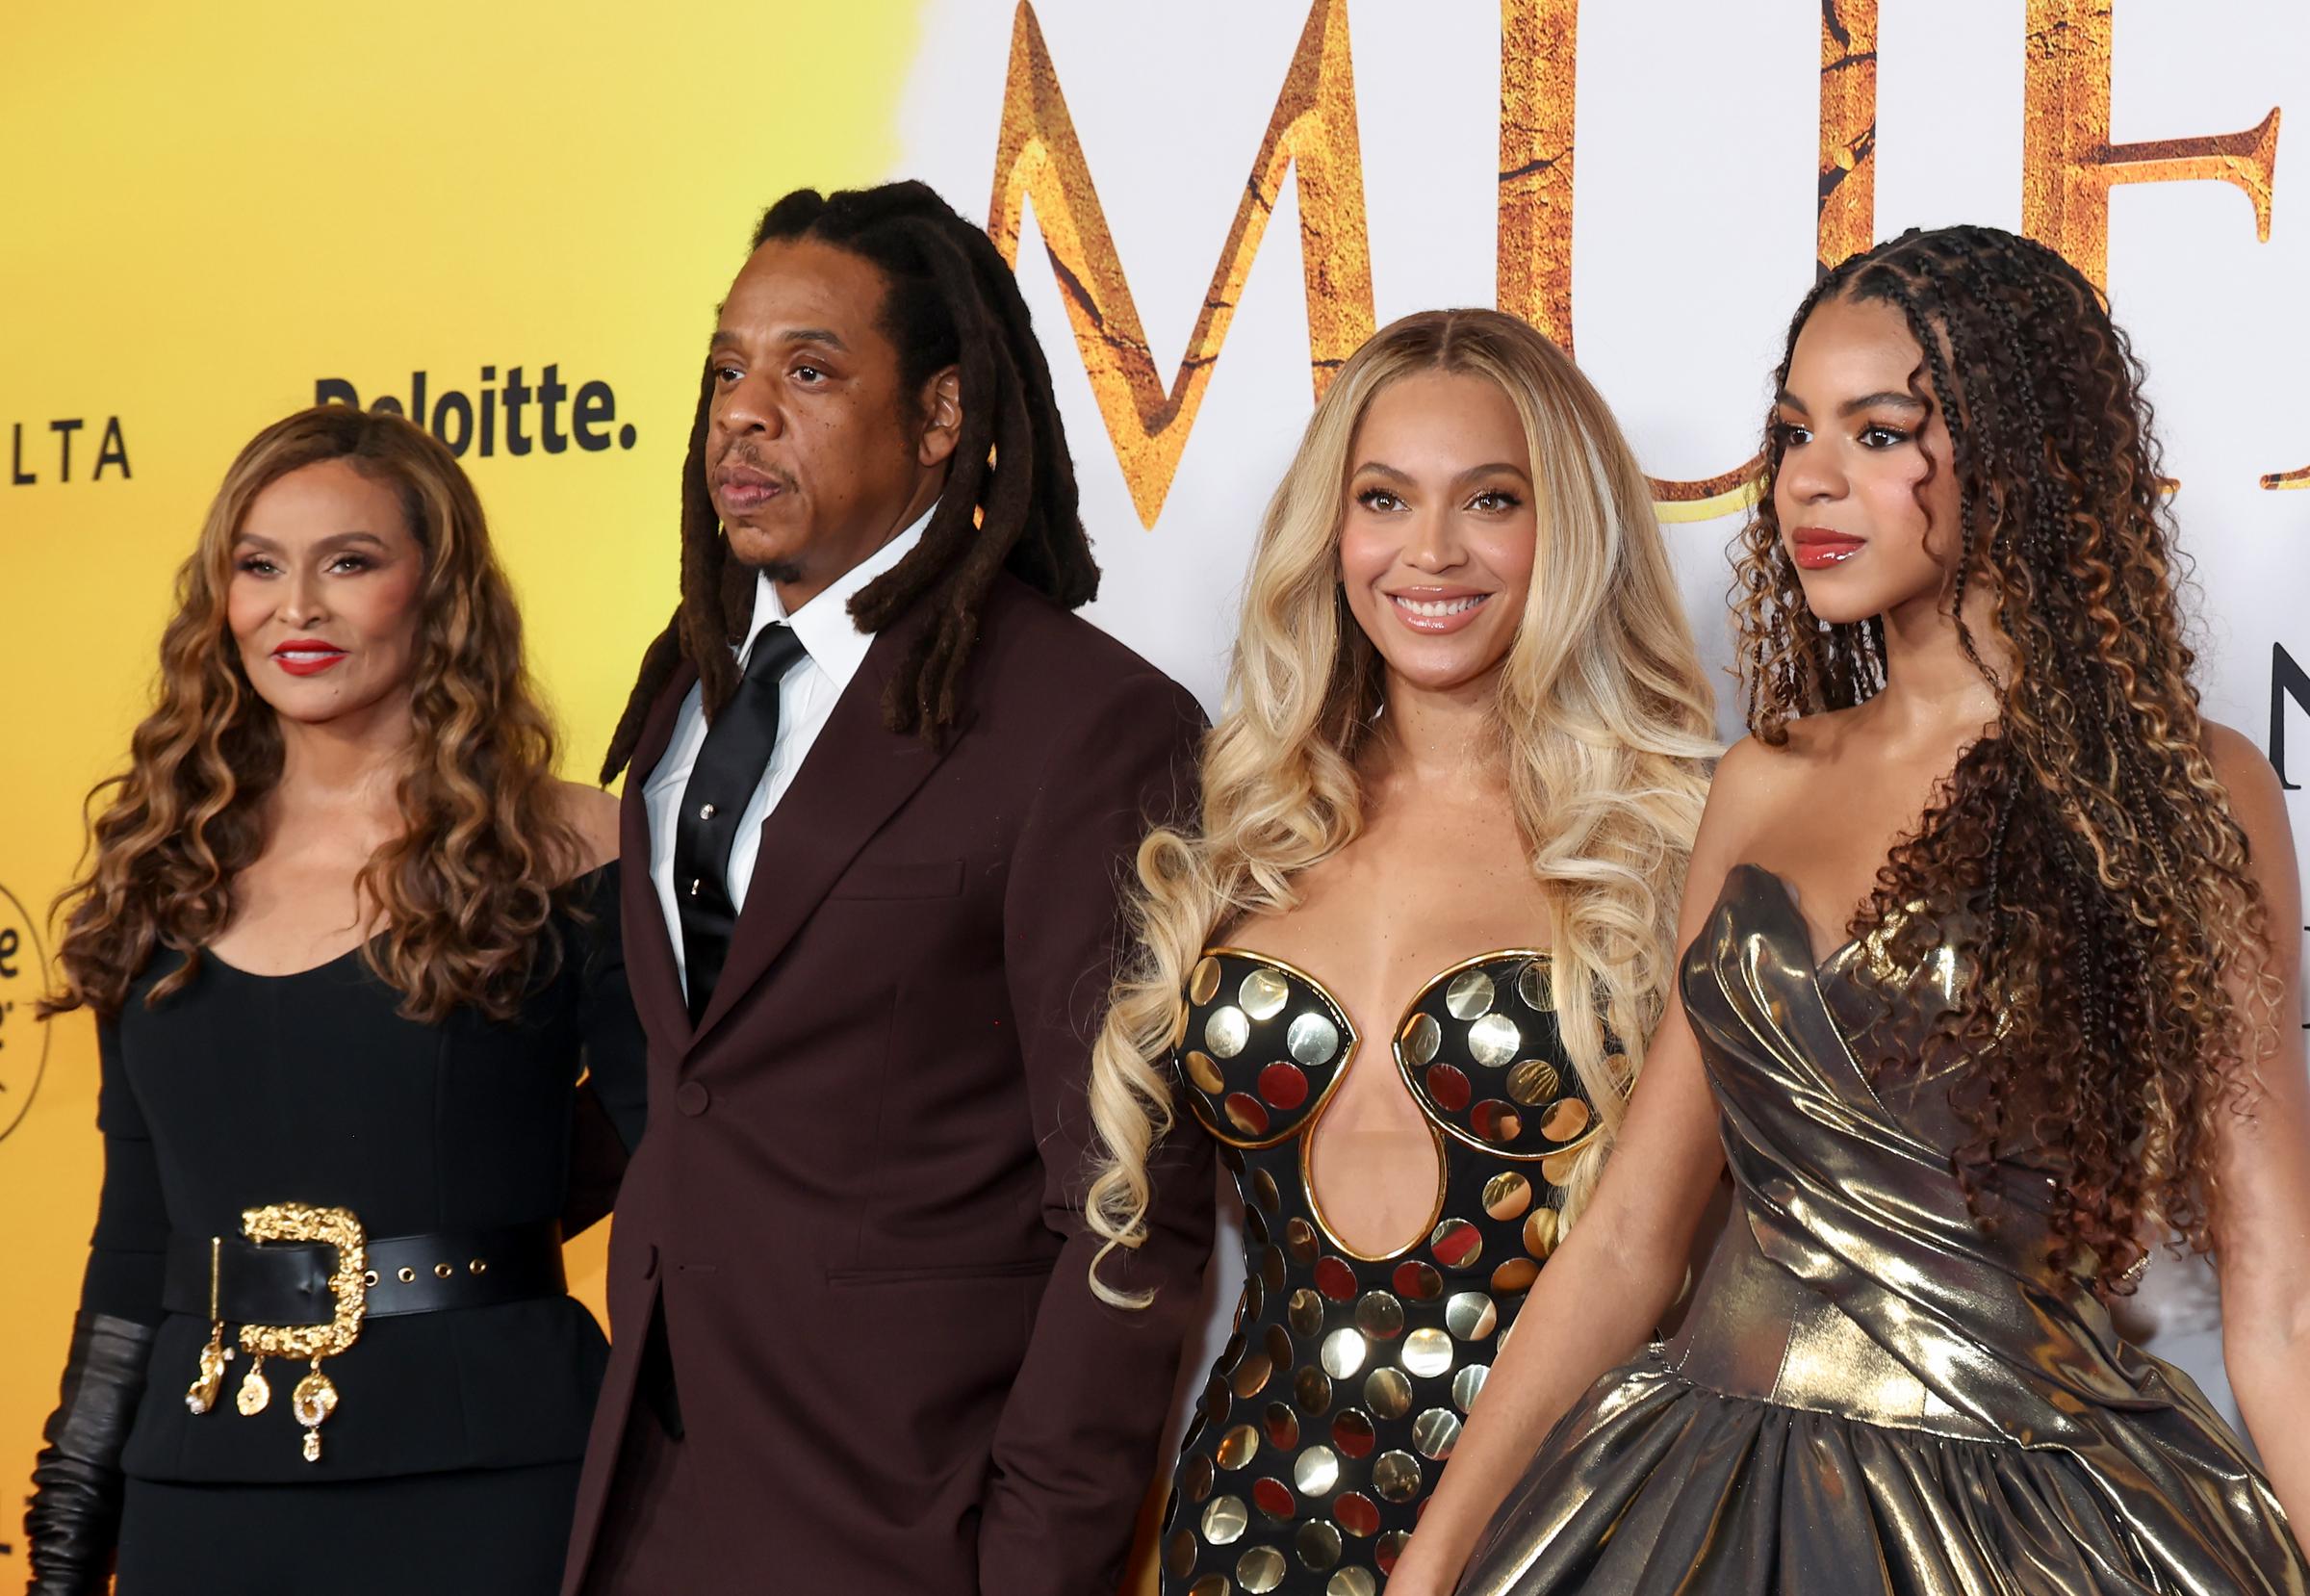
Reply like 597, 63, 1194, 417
185, 1326, 229, 1414
235, 1353, 271, 1416
291, 1358, 338, 1463
231, 1202, 368, 1462
186, 1239, 231, 1414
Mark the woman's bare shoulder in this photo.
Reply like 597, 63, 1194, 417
551, 780, 621, 874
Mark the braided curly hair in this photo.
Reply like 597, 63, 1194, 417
1734, 224, 2275, 1296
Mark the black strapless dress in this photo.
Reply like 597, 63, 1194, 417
1159, 946, 1613, 1596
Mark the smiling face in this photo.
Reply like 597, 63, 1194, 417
705, 236, 960, 609
1337, 370, 1538, 697
1771, 293, 1964, 628
226, 458, 425, 728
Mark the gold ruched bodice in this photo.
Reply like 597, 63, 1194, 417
1457, 863, 2307, 1596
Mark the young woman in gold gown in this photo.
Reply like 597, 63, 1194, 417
1392, 224, 2310, 1595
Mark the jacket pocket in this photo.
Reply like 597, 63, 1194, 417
823, 1255, 1052, 1287
825, 859, 966, 901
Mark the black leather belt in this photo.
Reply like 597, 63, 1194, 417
163, 1221, 565, 1326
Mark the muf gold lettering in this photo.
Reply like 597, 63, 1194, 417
990, 0, 2284, 522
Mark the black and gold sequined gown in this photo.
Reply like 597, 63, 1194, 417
1161, 946, 1609, 1596
1459, 864, 2309, 1596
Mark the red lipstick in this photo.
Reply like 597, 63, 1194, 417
1790, 527, 1866, 571
272, 638, 347, 677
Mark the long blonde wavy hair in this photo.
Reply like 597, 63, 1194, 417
1088, 309, 1717, 1305
47, 404, 585, 1024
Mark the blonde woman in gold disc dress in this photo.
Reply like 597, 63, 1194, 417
1082, 309, 1716, 1596
1386, 224, 2310, 1596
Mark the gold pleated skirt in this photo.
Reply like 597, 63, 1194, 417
1455, 868, 2308, 1595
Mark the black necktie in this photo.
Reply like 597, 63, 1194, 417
673, 622, 808, 1022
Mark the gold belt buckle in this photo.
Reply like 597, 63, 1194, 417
234, 1202, 367, 1462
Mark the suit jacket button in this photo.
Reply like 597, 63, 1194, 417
676, 1082, 711, 1118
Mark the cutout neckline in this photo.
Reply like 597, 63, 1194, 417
1194, 944, 1555, 1260
1204, 943, 1552, 1043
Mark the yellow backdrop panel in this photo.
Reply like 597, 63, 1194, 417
0, 1, 916, 1578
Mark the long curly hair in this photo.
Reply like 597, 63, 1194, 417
1735, 224, 2276, 1295
1086, 309, 1718, 1305
47, 404, 586, 1024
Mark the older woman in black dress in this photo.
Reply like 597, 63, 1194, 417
24, 404, 645, 1595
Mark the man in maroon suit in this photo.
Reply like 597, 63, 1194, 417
563, 182, 1214, 1594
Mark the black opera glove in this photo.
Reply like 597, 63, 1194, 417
25, 1311, 154, 1595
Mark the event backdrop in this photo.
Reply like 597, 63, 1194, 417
5, 2, 2308, 1589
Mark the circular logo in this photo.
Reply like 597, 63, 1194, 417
0, 880, 52, 1142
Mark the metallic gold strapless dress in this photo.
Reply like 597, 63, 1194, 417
1458, 864, 2307, 1595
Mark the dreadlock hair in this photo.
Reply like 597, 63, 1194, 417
602, 180, 1099, 780
1733, 224, 2278, 1298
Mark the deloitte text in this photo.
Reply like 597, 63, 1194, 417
316, 366, 636, 459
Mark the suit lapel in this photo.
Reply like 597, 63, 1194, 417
690, 608, 962, 1047
620, 660, 699, 1063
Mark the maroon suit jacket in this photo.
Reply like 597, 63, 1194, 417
562, 576, 1215, 1595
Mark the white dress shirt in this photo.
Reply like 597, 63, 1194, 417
644, 508, 930, 995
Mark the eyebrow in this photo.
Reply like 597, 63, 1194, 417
234, 530, 390, 553
1351, 460, 1533, 485
1775, 388, 1929, 417
708, 326, 850, 352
